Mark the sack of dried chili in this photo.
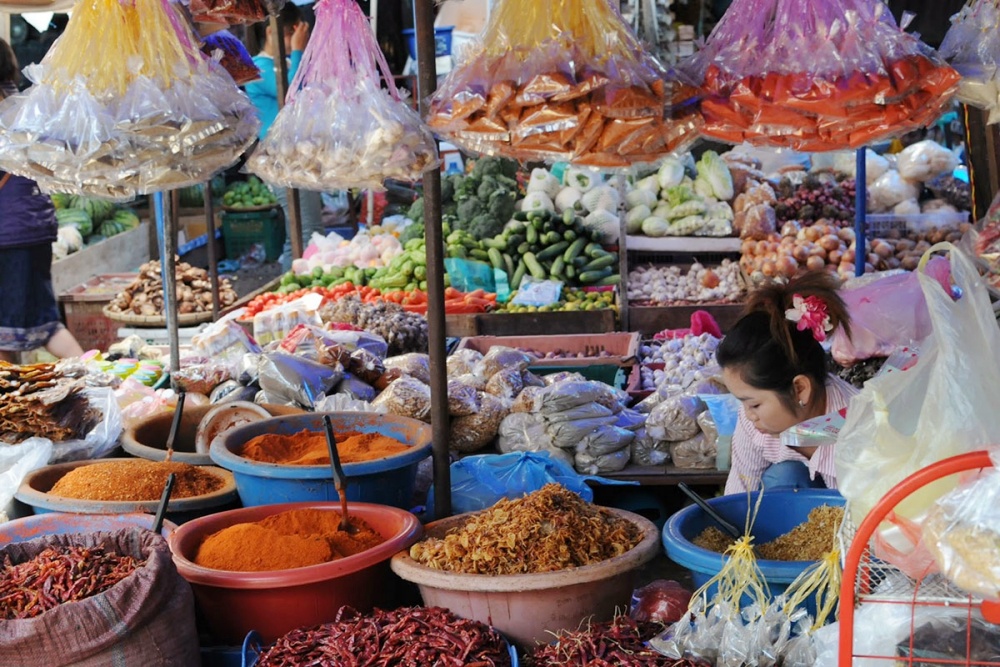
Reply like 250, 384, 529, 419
202, 29, 261, 85
683, 0, 960, 151
426, 0, 701, 167
246, 0, 438, 191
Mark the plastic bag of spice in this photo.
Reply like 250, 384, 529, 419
574, 446, 630, 474
476, 346, 534, 378
630, 427, 671, 466
247, 0, 438, 191
201, 30, 260, 85
446, 348, 483, 377
425, 0, 701, 166
647, 393, 705, 442
684, 0, 960, 151
670, 433, 716, 469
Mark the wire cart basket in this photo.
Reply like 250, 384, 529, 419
839, 451, 1000, 666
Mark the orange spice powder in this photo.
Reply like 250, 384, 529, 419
238, 429, 410, 466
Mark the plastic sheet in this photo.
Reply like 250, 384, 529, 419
257, 352, 342, 409
0, 0, 259, 200
247, 0, 437, 191
685, 0, 960, 151
939, 0, 1000, 124
425, 0, 701, 166
0, 439, 51, 522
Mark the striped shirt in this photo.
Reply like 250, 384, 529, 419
724, 375, 858, 495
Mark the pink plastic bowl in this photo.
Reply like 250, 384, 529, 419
168, 501, 422, 644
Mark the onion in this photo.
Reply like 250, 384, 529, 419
844, 248, 856, 263
838, 227, 854, 242
873, 243, 893, 260
819, 234, 840, 252
792, 244, 809, 263
804, 227, 822, 242
775, 256, 798, 277
828, 250, 843, 265
811, 247, 828, 261
761, 260, 776, 277
806, 255, 825, 271
781, 221, 800, 237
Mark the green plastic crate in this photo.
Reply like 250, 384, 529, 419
221, 207, 285, 262
531, 364, 627, 389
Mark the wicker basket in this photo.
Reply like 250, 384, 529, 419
102, 305, 214, 328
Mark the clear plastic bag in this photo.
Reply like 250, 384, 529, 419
446, 348, 483, 378
449, 392, 510, 453
247, 0, 437, 191
614, 407, 646, 432
542, 402, 614, 424
346, 349, 385, 386
484, 368, 524, 400
0, 0, 259, 200
630, 580, 692, 625
201, 30, 261, 85
383, 353, 431, 385
534, 380, 618, 413
476, 346, 534, 378
447, 379, 481, 417
258, 352, 342, 409
576, 425, 635, 456
0, 439, 51, 522
510, 385, 542, 413
425, 0, 701, 166
630, 427, 671, 466
574, 446, 630, 474
646, 393, 705, 442
547, 415, 619, 449
541, 371, 587, 385
868, 170, 922, 212
697, 410, 718, 449
939, 0, 1000, 124
896, 140, 960, 183
171, 362, 232, 396
670, 433, 716, 469
685, 0, 960, 151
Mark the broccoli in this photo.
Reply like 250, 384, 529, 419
400, 222, 425, 244
456, 197, 487, 222
440, 178, 455, 202
468, 214, 504, 240
406, 198, 424, 223
488, 188, 517, 223
471, 156, 520, 182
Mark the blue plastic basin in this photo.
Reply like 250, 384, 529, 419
211, 412, 432, 510
662, 489, 845, 604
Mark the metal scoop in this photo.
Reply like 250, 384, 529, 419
322, 415, 355, 534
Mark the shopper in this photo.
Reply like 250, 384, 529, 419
246, 6, 325, 270
0, 38, 84, 362
716, 272, 856, 494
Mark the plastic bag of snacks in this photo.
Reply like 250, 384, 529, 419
684, 0, 960, 151
247, 0, 438, 191
939, 0, 1000, 125
0, 0, 259, 200
189, 0, 273, 25
426, 0, 701, 167
201, 30, 261, 85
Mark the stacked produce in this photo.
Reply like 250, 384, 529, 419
0, 546, 142, 620
684, 0, 959, 150
0, 362, 98, 443
939, 0, 1000, 124
497, 287, 615, 313
106, 260, 237, 317
628, 261, 743, 305
248, 0, 437, 190
0, 0, 259, 199
409, 484, 644, 574
221, 177, 278, 210
290, 231, 402, 278
426, 0, 700, 166
321, 296, 428, 355
636, 334, 721, 392
51, 195, 141, 260
256, 606, 513, 667
624, 152, 735, 238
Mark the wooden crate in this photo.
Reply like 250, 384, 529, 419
456, 332, 640, 368
472, 309, 617, 336
59, 274, 138, 352
627, 303, 744, 337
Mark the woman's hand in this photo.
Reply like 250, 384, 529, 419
290, 21, 310, 52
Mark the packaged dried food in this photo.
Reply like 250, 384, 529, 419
576, 425, 635, 456
698, 410, 719, 449
497, 412, 557, 455
534, 380, 618, 414
331, 373, 376, 402
371, 376, 432, 422
258, 352, 342, 409
541, 371, 587, 385
543, 403, 615, 424
171, 362, 231, 396
547, 415, 618, 450
629, 427, 671, 466
939, 0, 1000, 125
685, 0, 960, 151
669, 433, 715, 469
451, 372, 488, 392
446, 348, 483, 378
574, 447, 630, 475
475, 346, 534, 378
484, 368, 524, 400
646, 393, 706, 442
447, 379, 481, 417
0, 0, 259, 200
201, 30, 261, 85
449, 392, 509, 453
521, 371, 546, 388
247, 0, 438, 191
510, 385, 543, 413
383, 353, 431, 385
346, 348, 385, 385
426, 0, 700, 165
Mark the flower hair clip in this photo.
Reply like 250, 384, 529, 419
785, 294, 833, 342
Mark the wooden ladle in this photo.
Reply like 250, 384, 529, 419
322, 415, 355, 534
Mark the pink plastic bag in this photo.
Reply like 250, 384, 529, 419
830, 256, 951, 366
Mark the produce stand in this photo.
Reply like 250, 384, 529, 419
471, 309, 618, 336
628, 303, 744, 336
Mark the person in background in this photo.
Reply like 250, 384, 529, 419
246, 6, 325, 270
715, 272, 857, 494
0, 39, 84, 362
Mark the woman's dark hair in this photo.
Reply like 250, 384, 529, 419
250, 5, 302, 52
716, 271, 851, 399
0, 39, 18, 86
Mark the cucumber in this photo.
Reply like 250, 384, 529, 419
524, 252, 546, 280
550, 256, 565, 278
526, 225, 538, 245
507, 221, 525, 235
513, 211, 530, 222
517, 242, 531, 255
511, 261, 527, 290
504, 253, 515, 278
488, 247, 504, 270
542, 231, 561, 245
563, 229, 578, 242
507, 234, 525, 249
579, 268, 613, 283
585, 243, 604, 258
581, 254, 617, 271
563, 237, 588, 263
596, 274, 621, 286
470, 248, 490, 261
449, 245, 467, 259
565, 264, 576, 280
573, 256, 588, 268
536, 241, 570, 261
483, 237, 507, 250
562, 209, 575, 225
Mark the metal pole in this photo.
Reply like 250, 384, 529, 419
204, 181, 221, 319
270, 14, 304, 260
156, 192, 181, 373
854, 148, 867, 278
414, 0, 451, 519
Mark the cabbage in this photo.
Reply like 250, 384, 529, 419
657, 158, 685, 190
521, 191, 555, 214
696, 150, 735, 201
581, 185, 620, 214
636, 175, 660, 193
707, 201, 734, 221
641, 216, 670, 237
625, 188, 658, 210
584, 210, 620, 243
664, 185, 696, 208
626, 205, 651, 234
668, 199, 708, 220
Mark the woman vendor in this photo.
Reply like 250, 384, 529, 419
716, 272, 856, 494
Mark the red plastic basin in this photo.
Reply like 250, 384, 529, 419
168, 501, 422, 644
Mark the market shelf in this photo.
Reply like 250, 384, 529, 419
624, 236, 743, 254
603, 464, 729, 486
628, 303, 745, 336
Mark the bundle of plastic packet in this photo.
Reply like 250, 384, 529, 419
248, 0, 438, 191
189, 0, 283, 25
939, 0, 1000, 125
426, 0, 701, 167
684, 0, 960, 151
0, 0, 259, 201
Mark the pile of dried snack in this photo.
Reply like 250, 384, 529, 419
0, 362, 98, 443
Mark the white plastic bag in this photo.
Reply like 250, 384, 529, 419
0, 439, 52, 522
836, 244, 1000, 557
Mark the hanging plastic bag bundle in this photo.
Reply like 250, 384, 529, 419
939, 0, 1000, 125
0, 0, 259, 200
683, 0, 960, 151
248, 0, 438, 191
425, 0, 702, 167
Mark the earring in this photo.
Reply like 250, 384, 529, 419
799, 400, 806, 407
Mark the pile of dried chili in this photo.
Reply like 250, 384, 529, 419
526, 616, 710, 666
256, 606, 512, 666
0, 546, 143, 620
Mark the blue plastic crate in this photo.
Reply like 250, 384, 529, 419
402, 26, 454, 59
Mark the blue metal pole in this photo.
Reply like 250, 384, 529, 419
854, 148, 867, 278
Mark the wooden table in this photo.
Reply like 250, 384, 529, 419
604, 463, 729, 487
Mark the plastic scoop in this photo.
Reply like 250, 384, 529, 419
322, 415, 354, 534
152, 473, 176, 535
678, 482, 742, 540
164, 391, 186, 463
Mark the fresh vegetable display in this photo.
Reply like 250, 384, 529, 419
498, 288, 616, 313
290, 231, 402, 278
740, 220, 858, 280
773, 176, 857, 224
255, 606, 513, 667
321, 295, 428, 355
638, 334, 720, 391
107, 260, 237, 317
628, 261, 743, 305
368, 238, 434, 293
51, 194, 141, 259
222, 177, 278, 210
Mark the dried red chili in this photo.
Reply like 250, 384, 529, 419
256, 606, 512, 666
526, 616, 711, 667
0, 546, 143, 620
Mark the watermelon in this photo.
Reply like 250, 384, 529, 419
112, 209, 141, 230
178, 185, 204, 208
49, 192, 72, 210
55, 208, 93, 237
70, 196, 116, 224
